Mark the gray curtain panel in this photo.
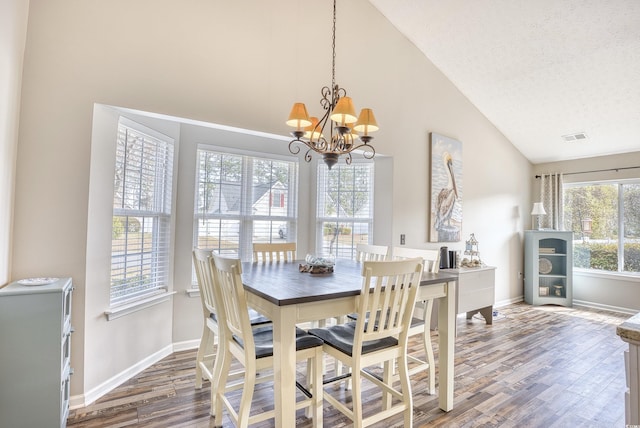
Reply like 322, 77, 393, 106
540, 172, 564, 230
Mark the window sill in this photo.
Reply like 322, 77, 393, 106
574, 268, 640, 283
105, 290, 176, 321
185, 287, 200, 298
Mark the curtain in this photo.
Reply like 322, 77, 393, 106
540, 172, 563, 230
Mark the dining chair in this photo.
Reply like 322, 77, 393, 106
253, 242, 297, 263
309, 258, 423, 428
391, 246, 440, 394
210, 254, 324, 428
355, 243, 389, 261
191, 249, 271, 392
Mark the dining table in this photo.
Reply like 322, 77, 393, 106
241, 258, 457, 427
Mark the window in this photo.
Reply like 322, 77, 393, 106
194, 148, 297, 261
110, 121, 174, 304
563, 181, 640, 274
316, 162, 374, 259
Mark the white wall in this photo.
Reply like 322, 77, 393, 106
0, 0, 29, 285
533, 152, 640, 313
14, 0, 532, 404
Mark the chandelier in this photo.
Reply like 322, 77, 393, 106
285, 0, 378, 169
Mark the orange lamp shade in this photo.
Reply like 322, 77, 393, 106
329, 97, 357, 125
353, 108, 379, 135
286, 103, 312, 129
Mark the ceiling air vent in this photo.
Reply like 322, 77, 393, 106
561, 132, 588, 142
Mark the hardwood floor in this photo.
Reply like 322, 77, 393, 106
67, 302, 630, 427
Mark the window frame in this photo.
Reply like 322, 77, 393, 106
109, 118, 175, 306
563, 178, 640, 276
192, 145, 299, 265
315, 160, 375, 259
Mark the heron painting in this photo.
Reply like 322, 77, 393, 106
430, 133, 462, 242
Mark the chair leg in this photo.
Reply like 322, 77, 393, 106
195, 326, 214, 389
195, 326, 206, 389
237, 367, 256, 428
212, 344, 231, 422
311, 348, 324, 428
398, 354, 414, 428
382, 359, 393, 410
422, 300, 436, 395
351, 363, 363, 428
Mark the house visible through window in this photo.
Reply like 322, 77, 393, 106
194, 148, 297, 262
563, 180, 640, 273
110, 120, 174, 304
316, 162, 374, 259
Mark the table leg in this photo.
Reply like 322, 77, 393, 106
271, 305, 298, 427
438, 280, 456, 411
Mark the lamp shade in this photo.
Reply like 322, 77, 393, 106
353, 108, 379, 135
531, 202, 547, 215
329, 97, 357, 124
286, 103, 312, 129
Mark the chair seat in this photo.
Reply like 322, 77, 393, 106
234, 326, 324, 359
248, 309, 272, 326
209, 309, 271, 327
309, 322, 398, 357
347, 312, 424, 329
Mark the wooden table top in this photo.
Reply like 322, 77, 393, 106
242, 259, 457, 306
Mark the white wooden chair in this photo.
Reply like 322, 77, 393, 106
355, 243, 388, 261
252, 242, 297, 263
391, 246, 440, 394
309, 259, 423, 428
210, 254, 324, 428
191, 250, 271, 396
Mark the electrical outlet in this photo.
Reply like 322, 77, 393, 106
400, 234, 405, 245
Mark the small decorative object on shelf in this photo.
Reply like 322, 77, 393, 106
461, 233, 483, 267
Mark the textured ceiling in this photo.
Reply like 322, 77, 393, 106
369, 0, 640, 164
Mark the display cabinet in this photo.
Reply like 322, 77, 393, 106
524, 230, 573, 306
0, 277, 73, 428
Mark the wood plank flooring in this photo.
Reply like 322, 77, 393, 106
67, 302, 630, 427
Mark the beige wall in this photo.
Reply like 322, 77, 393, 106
14, 0, 532, 404
0, 0, 29, 285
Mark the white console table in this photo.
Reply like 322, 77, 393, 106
431, 266, 496, 328
450, 266, 496, 323
617, 312, 640, 425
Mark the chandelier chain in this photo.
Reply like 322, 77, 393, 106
331, 0, 337, 90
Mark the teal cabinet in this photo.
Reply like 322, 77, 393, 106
524, 230, 573, 306
0, 277, 73, 427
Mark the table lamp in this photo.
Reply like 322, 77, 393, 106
531, 202, 547, 230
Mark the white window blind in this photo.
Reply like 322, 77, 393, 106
316, 162, 374, 259
194, 148, 298, 263
110, 120, 174, 304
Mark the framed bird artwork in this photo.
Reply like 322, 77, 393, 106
429, 133, 463, 242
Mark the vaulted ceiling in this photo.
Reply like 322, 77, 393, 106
369, 0, 640, 164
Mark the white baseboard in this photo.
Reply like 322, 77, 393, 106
69, 344, 174, 409
573, 299, 636, 315
173, 339, 200, 352
494, 296, 524, 308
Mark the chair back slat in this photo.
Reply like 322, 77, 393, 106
392, 246, 440, 273
355, 243, 389, 262
253, 242, 296, 263
356, 259, 423, 345
193, 249, 217, 316
210, 254, 256, 358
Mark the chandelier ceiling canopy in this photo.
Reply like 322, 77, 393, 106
286, 0, 378, 169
